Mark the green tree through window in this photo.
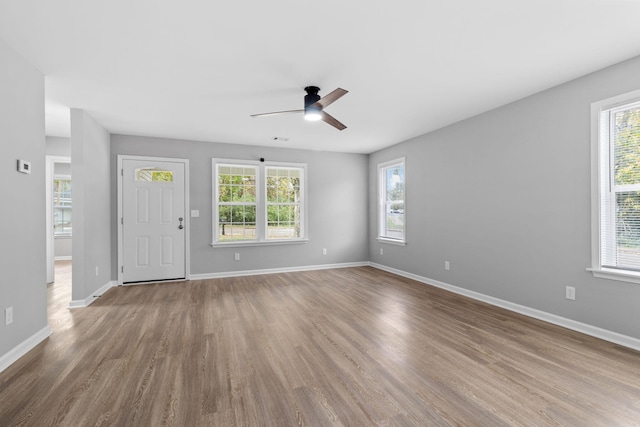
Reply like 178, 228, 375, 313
613, 107, 640, 252
217, 166, 257, 241
213, 161, 306, 243
267, 167, 302, 239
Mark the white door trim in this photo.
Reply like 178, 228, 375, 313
117, 155, 190, 285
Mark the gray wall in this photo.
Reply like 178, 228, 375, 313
369, 55, 640, 340
71, 109, 112, 301
54, 237, 72, 260
0, 39, 47, 357
53, 161, 71, 176
46, 136, 71, 157
111, 135, 369, 277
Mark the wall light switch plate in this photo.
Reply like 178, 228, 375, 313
191, 210, 199, 218
5, 307, 13, 325
565, 286, 576, 301
17, 159, 31, 174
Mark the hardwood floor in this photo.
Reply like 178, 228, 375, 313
1, 263, 639, 426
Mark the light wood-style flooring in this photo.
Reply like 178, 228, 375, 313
1, 262, 639, 426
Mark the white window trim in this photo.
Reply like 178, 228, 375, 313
376, 236, 407, 246
377, 157, 406, 245
213, 159, 261, 245
211, 158, 308, 247
590, 88, 640, 285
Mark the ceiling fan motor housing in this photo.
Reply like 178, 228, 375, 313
304, 86, 321, 109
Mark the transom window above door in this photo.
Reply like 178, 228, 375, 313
135, 167, 174, 182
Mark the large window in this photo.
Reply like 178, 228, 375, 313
378, 158, 405, 244
592, 91, 640, 283
53, 177, 72, 236
213, 159, 306, 245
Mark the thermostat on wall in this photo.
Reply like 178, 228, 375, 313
17, 159, 31, 174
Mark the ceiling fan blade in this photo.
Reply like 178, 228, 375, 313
321, 111, 347, 131
315, 88, 348, 109
251, 109, 303, 118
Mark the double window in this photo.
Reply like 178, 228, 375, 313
592, 91, 640, 283
378, 158, 406, 244
212, 159, 306, 245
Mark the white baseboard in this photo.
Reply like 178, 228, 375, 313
54, 256, 72, 261
68, 280, 117, 309
189, 261, 369, 281
0, 325, 52, 374
369, 262, 640, 352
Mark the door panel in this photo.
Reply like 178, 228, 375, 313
136, 188, 149, 223
136, 236, 150, 267
122, 159, 185, 283
160, 189, 173, 224
161, 236, 173, 265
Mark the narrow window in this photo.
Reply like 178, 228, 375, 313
378, 158, 405, 243
591, 92, 640, 283
53, 178, 72, 236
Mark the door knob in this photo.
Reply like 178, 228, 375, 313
178, 217, 184, 230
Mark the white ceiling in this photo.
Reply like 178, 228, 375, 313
1, 0, 640, 153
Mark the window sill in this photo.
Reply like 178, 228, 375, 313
587, 267, 640, 285
377, 237, 407, 246
210, 239, 309, 248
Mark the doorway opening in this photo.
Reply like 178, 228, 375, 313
46, 155, 72, 284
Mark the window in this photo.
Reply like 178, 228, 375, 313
135, 167, 174, 182
216, 164, 258, 242
53, 178, 72, 236
591, 91, 640, 283
213, 159, 306, 245
378, 158, 405, 244
266, 166, 302, 240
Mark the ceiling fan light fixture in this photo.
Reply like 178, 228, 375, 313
304, 106, 322, 121
251, 85, 347, 130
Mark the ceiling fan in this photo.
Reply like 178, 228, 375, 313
251, 86, 348, 131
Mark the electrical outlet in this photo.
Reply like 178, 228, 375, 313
5, 307, 13, 325
95, 266, 99, 276
445, 261, 450, 271
380, 248, 383, 255
234, 253, 240, 261
565, 286, 576, 301
322, 248, 327, 255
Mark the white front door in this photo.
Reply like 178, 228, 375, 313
121, 158, 186, 283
